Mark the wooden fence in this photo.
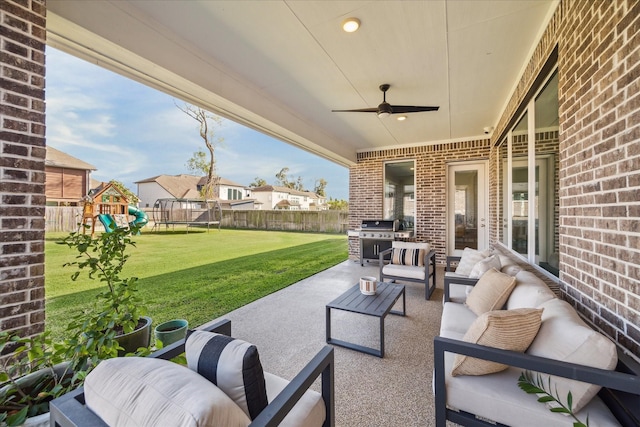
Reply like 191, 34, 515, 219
45, 207, 349, 234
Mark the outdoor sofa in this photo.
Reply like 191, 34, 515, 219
434, 248, 640, 426
50, 319, 335, 427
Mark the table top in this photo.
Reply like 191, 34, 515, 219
326, 282, 405, 317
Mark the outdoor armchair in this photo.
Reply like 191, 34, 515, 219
49, 319, 335, 427
379, 241, 437, 299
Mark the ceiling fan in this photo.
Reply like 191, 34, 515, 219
332, 84, 439, 118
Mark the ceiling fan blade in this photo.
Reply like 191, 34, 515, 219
331, 108, 379, 113
389, 105, 440, 113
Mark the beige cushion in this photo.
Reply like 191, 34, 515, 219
84, 357, 251, 427
455, 247, 490, 276
264, 372, 325, 427
469, 254, 501, 279
526, 299, 618, 413
501, 264, 522, 276
451, 308, 543, 376
382, 263, 425, 280
392, 241, 430, 251
506, 272, 557, 310
465, 268, 517, 316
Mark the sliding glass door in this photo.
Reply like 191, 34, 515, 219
497, 70, 559, 275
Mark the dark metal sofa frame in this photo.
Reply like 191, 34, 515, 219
437, 258, 640, 427
443, 255, 480, 301
434, 337, 640, 427
379, 248, 437, 299
50, 319, 335, 427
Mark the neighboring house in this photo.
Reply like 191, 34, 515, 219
44, 146, 96, 206
251, 185, 327, 211
136, 174, 258, 209
199, 177, 251, 202
135, 174, 202, 208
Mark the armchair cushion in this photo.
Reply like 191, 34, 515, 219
382, 263, 426, 280
84, 357, 251, 427
186, 330, 268, 420
263, 372, 325, 427
451, 308, 543, 376
391, 247, 425, 266
465, 268, 516, 316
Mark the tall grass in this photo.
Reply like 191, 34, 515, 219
45, 228, 347, 340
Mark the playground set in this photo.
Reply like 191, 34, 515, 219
151, 198, 222, 232
81, 182, 148, 234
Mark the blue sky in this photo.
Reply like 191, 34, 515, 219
45, 47, 349, 201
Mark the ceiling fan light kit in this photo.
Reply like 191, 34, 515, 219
332, 84, 439, 118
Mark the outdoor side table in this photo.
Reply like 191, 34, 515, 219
326, 282, 405, 358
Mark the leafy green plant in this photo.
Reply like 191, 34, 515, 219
0, 332, 85, 426
1, 224, 151, 425
58, 223, 149, 370
518, 371, 589, 427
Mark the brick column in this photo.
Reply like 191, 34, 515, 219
0, 0, 47, 339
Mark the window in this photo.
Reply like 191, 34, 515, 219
227, 188, 243, 200
498, 70, 559, 276
384, 160, 415, 229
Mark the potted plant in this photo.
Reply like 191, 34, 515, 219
0, 332, 84, 427
1, 224, 152, 426
154, 319, 189, 348
59, 223, 152, 363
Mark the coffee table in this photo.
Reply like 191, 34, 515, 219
326, 281, 405, 358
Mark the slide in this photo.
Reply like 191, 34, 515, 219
97, 214, 117, 233
128, 205, 149, 232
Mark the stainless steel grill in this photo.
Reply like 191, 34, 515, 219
359, 220, 396, 266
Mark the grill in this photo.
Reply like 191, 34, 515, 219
359, 220, 397, 266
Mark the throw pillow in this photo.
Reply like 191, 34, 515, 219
526, 299, 618, 413
186, 330, 268, 420
465, 268, 517, 315
455, 247, 490, 276
84, 357, 251, 427
391, 247, 425, 266
468, 254, 502, 279
451, 308, 543, 376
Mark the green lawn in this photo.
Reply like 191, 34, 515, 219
45, 228, 347, 341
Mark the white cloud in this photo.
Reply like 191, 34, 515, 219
45, 47, 349, 200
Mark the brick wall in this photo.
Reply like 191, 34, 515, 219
349, 139, 491, 264
0, 0, 47, 340
557, 0, 640, 356
492, 0, 639, 355
351, 0, 639, 356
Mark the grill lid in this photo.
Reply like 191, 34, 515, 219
361, 220, 397, 231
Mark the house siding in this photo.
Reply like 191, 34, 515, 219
0, 0, 47, 337
349, 0, 640, 356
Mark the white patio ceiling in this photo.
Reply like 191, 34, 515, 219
47, 0, 557, 167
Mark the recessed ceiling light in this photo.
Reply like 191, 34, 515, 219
397, 115, 407, 121
342, 18, 360, 33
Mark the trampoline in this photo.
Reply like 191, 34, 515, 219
151, 198, 222, 232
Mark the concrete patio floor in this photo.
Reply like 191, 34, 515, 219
204, 259, 446, 426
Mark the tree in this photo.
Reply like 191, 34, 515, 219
250, 177, 267, 188
313, 178, 327, 197
177, 103, 224, 199
328, 198, 348, 211
275, 167, 305, 191
109, 180, 139, 204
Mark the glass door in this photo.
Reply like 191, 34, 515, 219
447, 161, 488, 255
